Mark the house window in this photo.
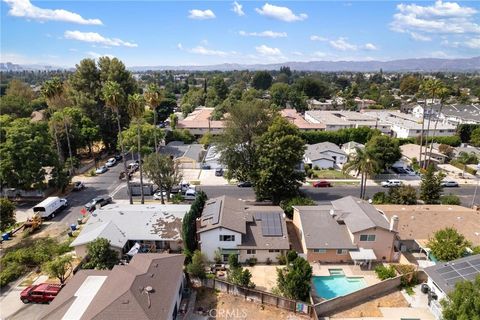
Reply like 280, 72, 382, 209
336, 249, 348, 255
268, 249, 280, 253
219, 235, 235, 241
246, 249, 256, 254
313, 249, 326, 253
359, 234, 376, 241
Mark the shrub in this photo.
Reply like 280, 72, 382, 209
280, 196, 315, 219
374, 265, 397, 280
313, 165, 319, 170
286, 250, 298, 264
266, 258, 272, 265
450, 160, 477, 175
187, 250, 207, 279
440, 194, 461, 205
87, 169, 97, 177
171, 194, 184, 204
393, 264, 416, 275
277, 254, 286, 265
246, 257, 257, 266
372, 192, 389, 204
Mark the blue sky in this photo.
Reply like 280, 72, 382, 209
1, 0, 480, 67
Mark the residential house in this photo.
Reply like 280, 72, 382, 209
400, 143, 447, 167
306, 98, 344, 110
423, 254, 480, 320
197, 196, 290, 263
342, 141, 365, 156
376, 204, 480, 254
305, 110, 391, 134
437, 104, 480, 125
203, 145, 224, 169
304, 142, 347, 169
41, 254, 185, 320
70, 203, 191, 258
176, 107, 225, 135
280, 109, 325, 131
292, 196, 397, 264
159, 141, 205, 169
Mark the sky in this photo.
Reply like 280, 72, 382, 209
1, 0, 480, 67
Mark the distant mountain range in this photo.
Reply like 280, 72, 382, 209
2, 56, 479, 72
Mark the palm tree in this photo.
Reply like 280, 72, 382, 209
102, 80, 133, 205
420, 79, 444, 169
427, 86, 449, 166
128, 93, 146, 204
457, 152, 477, 177
343, 148, 380, 199
144, 84, 162, 151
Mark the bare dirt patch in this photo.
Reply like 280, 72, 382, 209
194, 288, 309, 320
330, 290, 409, 318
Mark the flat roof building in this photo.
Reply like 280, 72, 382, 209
305, 110, 391, 134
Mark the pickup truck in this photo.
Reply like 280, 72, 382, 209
20, 283, 62, 304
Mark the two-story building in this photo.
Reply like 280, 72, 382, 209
292, 196, 397, 266
197, 196, 290, 263
304, 142, 347, 169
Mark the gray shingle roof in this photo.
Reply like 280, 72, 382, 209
331, 196, 391, 233
294, 206, 357, 249
160, 141, 205, 162
305, 142, 346, 161
41, 254, 185, 320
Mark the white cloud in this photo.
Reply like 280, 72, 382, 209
4, 0, 102, 25
310, 35, 328, 41
86, 51, 115, 59
190, 46, 228, 56
188, 9, 216, 20
312, 51, 327, 58
329, 37, 357, 51
232, 1, 244, 16
391, 0, 480, 41
255, 3, 307, 22
364, 43, 378, 50
464, 37, 480, 49
445, 37, 480, 49
410, 32, 432, 41
177, 43, 183, 50
239, 30, 287, 38
255, 44, 282, 56
64, 31, 138, 48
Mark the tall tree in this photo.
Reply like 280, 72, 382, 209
441, 275, 480, 320
427, 228, 471, 262
43, 255, 73, 284
270, 82, 290, 108
365, 135, 401, 171
251, 71, 273, 90
254, 117, 306, 204
82, 238, 119, 270
457, 151, 478, 176
343, 148, 380, 199
102, 80, 133, 204
144, 83, 162, 150
0, 198, 16, 231
419, 164, 445, 204
276, 256, 312, 301
127, 93, 146, 204
427, 84, 449, 166
143, 153, 182, 204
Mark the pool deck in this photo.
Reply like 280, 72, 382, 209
311, 264, 381, 286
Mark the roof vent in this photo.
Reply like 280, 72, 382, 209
121, 299, 129, 304
329, 209, 336, 217
145, 286, 154, 293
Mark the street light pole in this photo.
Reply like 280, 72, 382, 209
471, 164, 480, 208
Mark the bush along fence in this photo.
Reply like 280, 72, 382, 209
197, 277, 314, 317
313, 271, 427, 317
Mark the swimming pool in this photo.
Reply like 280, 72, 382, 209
312, 274, 366, 300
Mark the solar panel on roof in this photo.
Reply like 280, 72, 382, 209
471, 258, 480, 266
437, 266, 454, 274
453, 262, 470, 269
257, 212, 283, 236
458, 267, 477, 276
443, 271, 461, 280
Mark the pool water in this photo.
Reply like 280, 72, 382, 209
312, 275, 366, 300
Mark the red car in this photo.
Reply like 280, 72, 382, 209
20, 283, 62, 304
313, 180, 332, 188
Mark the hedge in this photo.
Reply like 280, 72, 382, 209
450, 160, 477, 175
300, 127, 380, 145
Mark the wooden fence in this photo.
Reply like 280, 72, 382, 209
199, 277, 314, 317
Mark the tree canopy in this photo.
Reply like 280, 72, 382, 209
251, 71, 273, 90
441, 275, 480, 320
419, 164, 445, 204
276, 255, 312, 301
427, 228, 472, 262
0, 198, 16, 231
365, 135, 402, 170
83, 238, 119, 270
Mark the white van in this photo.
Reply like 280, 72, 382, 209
33, 197, 68, 218
183, 189, 197, 200
381, 180, 402, 188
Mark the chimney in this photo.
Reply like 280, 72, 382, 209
390, 215, 399, 232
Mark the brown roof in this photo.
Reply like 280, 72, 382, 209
42, 254, 185, 320
280, 109, 326, 130
177, 108, 225, 129
376, 204, 480, 246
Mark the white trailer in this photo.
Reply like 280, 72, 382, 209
33, 197, 68, 218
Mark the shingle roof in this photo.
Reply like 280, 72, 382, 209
331, 196, 391, 233
294, 206, 357, 249
41, 254, 185, 320
71, 204, 191, 249
160, 141, 205, 162
305, 142, 346, 161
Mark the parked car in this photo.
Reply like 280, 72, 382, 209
95, 166, 108, 174
85, 196, 112, 212
153, 191, 169, 200
72, 181, 85, 191
20, 283, 62, 304
215, 168, 224, 176
114, 154, 123, 161
313, 180, 332, 188
171, 182, 190, 194
381, 180, 402, 187
127, 162, 139, 172
201, 164, 211, 170
183, 188, 197, 200
237, 181, 252, 188
441, 180, 459, 187
106, 158, 116, 167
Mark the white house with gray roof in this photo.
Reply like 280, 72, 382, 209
197, 196, 290, 263
292, 196, 397, 264
304, 142, 347, 169
159, 141, 205, 169
71, 203, 191, 258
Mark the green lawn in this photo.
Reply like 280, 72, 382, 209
312, 169, 353, 179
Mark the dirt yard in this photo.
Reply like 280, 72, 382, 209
194, 288, 309, 320
330, 291, 409, 318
